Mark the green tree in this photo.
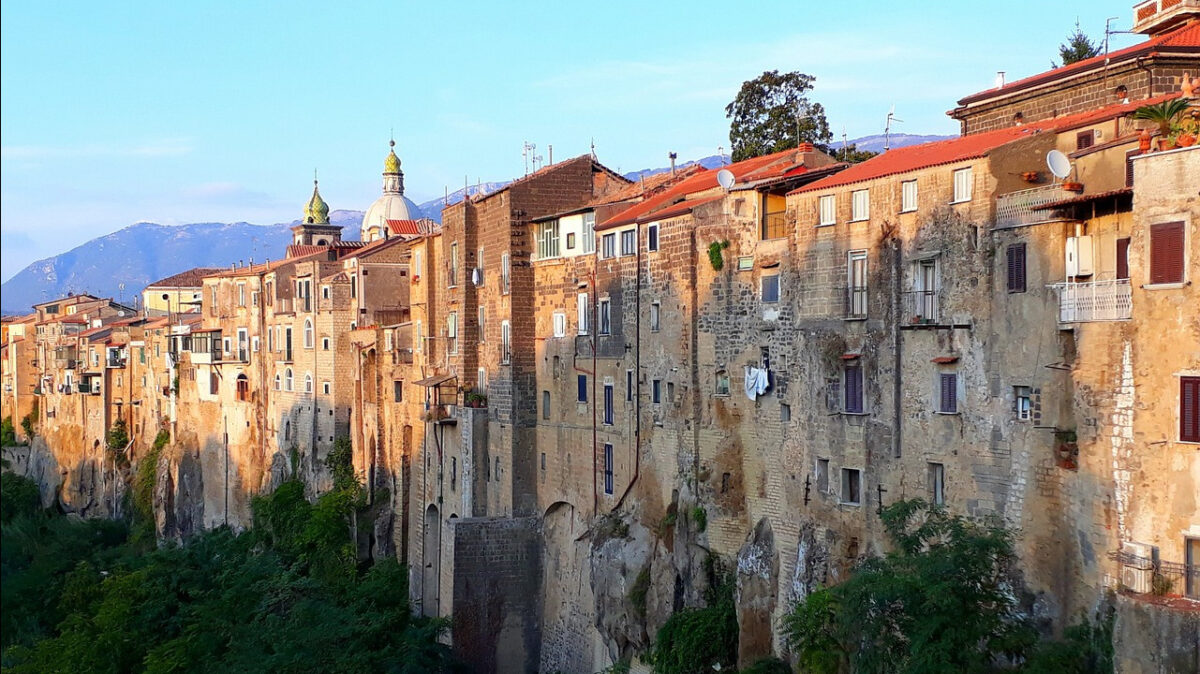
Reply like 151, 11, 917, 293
649, 557, 738, 674
1057, 21, 1101, 67
726, 70, 832, 162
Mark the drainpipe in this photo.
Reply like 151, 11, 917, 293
592, 269, 598, 516
892, 237, 903, 460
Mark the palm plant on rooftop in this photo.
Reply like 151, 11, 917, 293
1132, 98, 1191, 136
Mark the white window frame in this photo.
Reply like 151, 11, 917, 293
647, 223, 659, 252
500, 320, 511, 364
537, 220, 560, 259
500, 253, 510, 294
901, 179, 918, 213
577, 293, 589, 335
582, 212, 596, 253
847, 250, 868, 318
620, 229, 636, 256
598, 298, 611, 335
476, 367, 487, 394
952, 167, 973, 203
553, 312, 566, 338
928, 462, 945, 506
447, 312, 458, 355
650, 302, 661, 332
602, 233, 617, 259
303, 319, 314, 349
850, 189, 869, 222
818, 195, 836, 226
415, 320, 422, 353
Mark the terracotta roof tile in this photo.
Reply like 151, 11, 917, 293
145, 267, 224, 289
957, 22, 1200, 105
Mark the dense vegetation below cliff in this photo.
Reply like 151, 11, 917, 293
0, 445, 458, 673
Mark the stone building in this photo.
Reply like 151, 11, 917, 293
141, 267, 220, 317
1, 314, 38, 439
950, 4, 1199, 135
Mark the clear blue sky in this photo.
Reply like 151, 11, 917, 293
1, 0, 1140, 281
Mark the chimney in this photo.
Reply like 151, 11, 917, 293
995, 71, 1006, 89
669, 152, 678, 176
797, 142, 815, 153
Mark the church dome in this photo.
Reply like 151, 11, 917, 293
361, 141, 423, 242
304, 179, 329, 224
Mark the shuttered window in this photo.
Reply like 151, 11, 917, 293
1149, 221, 1185, 285
1116, 238, 1130, 280
1076, 130, 1094, 151
938, 372, 958, 413
844, 362, 864, 413
1182, 376, 1200, 443
1006, 243, 1027, 293
1125, 150, 1137, 188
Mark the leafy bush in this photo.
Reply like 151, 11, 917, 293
629, 565, 651, 619
691, 506, 707, 533
1, 416, 17, 446
740, 656, 792, 674
649, 557, 737, 673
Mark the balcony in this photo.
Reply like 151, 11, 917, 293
902, 290, 940, 325
995, 185, 1072, 229
843, 285, 868, 319
1134, 0, 1199, 34
761, 210, 788, 240
1052, 279, 1132, 323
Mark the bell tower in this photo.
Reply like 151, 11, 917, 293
291, 176, 343, 246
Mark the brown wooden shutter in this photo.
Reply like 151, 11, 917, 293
1116, 237, 1130, 280
1150, 221, 1185, 284
1007, 243, 1026, 293
939, 373, 957, 413
1183, 377, 1200, 443
845, 363, 863, 413
1125, 151, 1137, 187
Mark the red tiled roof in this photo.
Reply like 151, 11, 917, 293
386, 218, 438, 237
957, 22, 1200, 105
145, 267, 223, 289
792, 95, 1183, 195
1031, 187, 1133, 210
600, 148, 813, 229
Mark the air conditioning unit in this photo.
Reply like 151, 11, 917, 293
1120, 541, 1156, 594
1065, 236, 1094, 277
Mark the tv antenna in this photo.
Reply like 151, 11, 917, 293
522, 141, 538, 175
794, 101, 811, 147
717, 145, 727, 165
884, 105, 904, 152
841, 126, 849, 160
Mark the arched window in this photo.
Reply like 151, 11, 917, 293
304, 372, 313, 394
274, 373, 281, 391
284, 419, 291, 442
284, 368, 294, 392
236, 374, 249, 401
304, 319, 314, 349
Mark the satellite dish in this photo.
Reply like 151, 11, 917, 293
1046, 150, 1072, 180
716, 169, 735, 191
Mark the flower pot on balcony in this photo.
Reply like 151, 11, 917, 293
1021, 171, 1040, 183
1177, 133, 1196, 148
1062, 181, 1084, 193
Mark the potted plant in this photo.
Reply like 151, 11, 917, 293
1175, 109, 1199, 147
1062, 180, 1084, 193
1133, 98, 1191, 149
1054, 429, 1079, 470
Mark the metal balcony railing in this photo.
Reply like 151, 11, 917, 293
844, 285, 868, 319
1052, 279, 1132, 323
902, 290, 940, 325
1110, 548, 1200, 599
761, 211, 789, 240
995, 185, 1071, 228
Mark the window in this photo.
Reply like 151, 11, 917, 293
304, 319, 314, 348
1076, 130, 1095, 151
223, 337, 231, 355
451, 457, 457, 492
1149, 221, 1185, 285
577, 374, 588, 403
760, 192, 787, 239
840, 468, 862, 505
652, 379, 662, 404
577, 293, 589, 335
322, 381, 330, 395
603, 443, 614, 494
647, 224, 659, 251
238, 283, 246, 307
500, 321, 511, 364
285, 368, 294, 392
237, 328, 249, 362
304, 372, 313, 394
815, 458, 829, 492
847, 251, 868, 318
274, 374, 281, 391
604, 383, 614, 425
447, 312, 458, 355
394, 380, 404, 403
818, 195, 836, 226
780, 402, 791, 422
210, 371, 219, 396
415, 320, 423, 353
626, 370, 634, 402
901, 180, 918, 213
650, 302, 660, 332
542, 390, 551, 419
566, 233, 576, 250
1014, 386, 1032, 421
449, 242, 459, 286
476, 368, 486, 394
582, 212, 596, 253
952, 167, 973, 203
1182, 376, 1200, 443
321, 285, 330, 299
761, 274, 780, 303
500, 253, 510, 294
251, 336, 260, 353
599, 298, 611, 335
321, 337, 330, 351
850, 189, 869, 221
621, 229, 635, 256
267, 329, 274, 353
1125, 150, 1137, 188
928, 462, 945, 505
537, 220, 560, 259
938, 372, 958, 414
913, 258, 939, 322
715, 370, 730, 396
413, 249, 422, 278
602, 233, 617, 259
477, 307, 486, 343
385, 331, 393, 352
477, 247, 484, 272
844, 361, 864, 413
553, 312, 566, 338
1006, 243, 1027, 293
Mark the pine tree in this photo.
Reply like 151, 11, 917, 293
1058, 21, 1101, 67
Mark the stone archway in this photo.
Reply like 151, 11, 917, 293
422, 503, 441, 617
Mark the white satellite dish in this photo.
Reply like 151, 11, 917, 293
1046, 150, 1072, 180
716, 169, 735, 191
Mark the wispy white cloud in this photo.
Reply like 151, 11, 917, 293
1, 138, 193, 160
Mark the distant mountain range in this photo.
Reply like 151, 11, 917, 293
1, 134, 950, 314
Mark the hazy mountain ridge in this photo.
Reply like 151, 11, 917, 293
2, 135, 951, 314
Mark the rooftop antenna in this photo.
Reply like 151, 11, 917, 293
669, 151, 678, 176
718, 145, 727, 165
548, 144, 553, 165
590, 138, 597, 160
522, 141, 537, 175
884, 105, 904, 152
794, 101, 811, 148
841, 126, 849, 160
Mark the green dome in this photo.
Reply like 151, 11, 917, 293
304, 180, 330, 224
